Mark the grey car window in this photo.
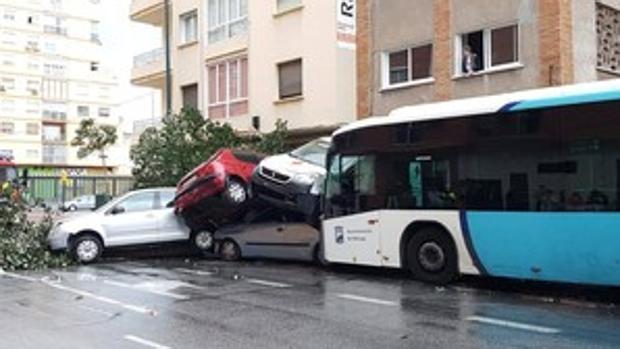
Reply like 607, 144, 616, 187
118, 192, 155, 213
159, 190, 176, 208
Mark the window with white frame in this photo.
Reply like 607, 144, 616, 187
179, 10, 198, 45
207, 0, 248, 44
1, 77, 15, 90
26, 122, 39, 135
277, 0, 301, 12
207, 56, 248, 119
383, 44, 433, 88
98, 107, 110, 117
77, 105, 89, 117
0, 122, 15, 135
456, 24, 519, 76
278, 58, 302, 99
41, 79, 68, 101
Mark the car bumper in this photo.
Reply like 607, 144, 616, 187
47, 233, 69, 251
251, 172, 318, 215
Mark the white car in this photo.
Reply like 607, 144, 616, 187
48, 188, 214, 263
252, 137, 330, 215
62, 195, 96, 211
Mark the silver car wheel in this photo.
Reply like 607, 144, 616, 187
194, 231, 214, 250
76, 240, 100, 263
220, 240, 240, 261
227, 181, 247, 204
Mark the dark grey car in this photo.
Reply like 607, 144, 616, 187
215, 208, 321, 262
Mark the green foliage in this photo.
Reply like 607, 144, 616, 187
130, 108, 289, 188
0, 186, 71, 271
71, 118, 118, 163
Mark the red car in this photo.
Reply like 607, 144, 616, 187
175, 149, 262, 231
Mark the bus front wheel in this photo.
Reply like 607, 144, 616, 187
406, 227, 457, 285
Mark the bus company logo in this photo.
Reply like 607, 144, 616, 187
335, 226, 344, 244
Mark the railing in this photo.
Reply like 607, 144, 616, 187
43, 25, 67, 36
26, 176, 135, 206
133, 47, 164, 69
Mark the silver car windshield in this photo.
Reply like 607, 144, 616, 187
289, 139, 330, 167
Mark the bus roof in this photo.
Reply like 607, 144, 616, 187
334, 79, 620, 137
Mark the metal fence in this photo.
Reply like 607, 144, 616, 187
26, 176, 135, 206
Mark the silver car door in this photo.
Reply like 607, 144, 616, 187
155, 190, 190, 242
102, 192, 159, 246
284, 223, 320, 260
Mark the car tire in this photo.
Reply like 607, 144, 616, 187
222, 178, 248, 206
406, 227, 457, 285
219, 239, 241, 262
71, 234, 103, 264
69, 204, 78, 211
191, 230, 214, 253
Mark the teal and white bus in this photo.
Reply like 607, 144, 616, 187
323, 79, 620, 286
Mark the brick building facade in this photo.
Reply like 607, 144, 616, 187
357, 0, 620, 118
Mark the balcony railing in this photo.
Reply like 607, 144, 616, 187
43, 25, 68, 36
42, 145, 67, 164
133, 48, 164, 69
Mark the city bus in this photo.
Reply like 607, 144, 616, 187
322, 79, 620, 286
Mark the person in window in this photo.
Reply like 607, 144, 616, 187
462, 45, 479, 76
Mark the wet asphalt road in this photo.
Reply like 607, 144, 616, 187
1, 257, 619, 349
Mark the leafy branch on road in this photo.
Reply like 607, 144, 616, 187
0, 186, 71, 271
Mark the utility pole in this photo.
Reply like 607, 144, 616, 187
164, 0, 172, 116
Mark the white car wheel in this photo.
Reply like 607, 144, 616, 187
72, 236, 102, 264
225, 179, 247, 205
193, 231, 214, 251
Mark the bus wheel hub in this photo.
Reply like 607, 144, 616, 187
418, 242, 445, 272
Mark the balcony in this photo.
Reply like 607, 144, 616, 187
131, 48, 166, 89
42, 145, 67, 165
130, 0, 165, 26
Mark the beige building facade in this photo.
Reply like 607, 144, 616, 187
357, 0, 620, 118
131, 0, 357, 139
0, 0, 124, 175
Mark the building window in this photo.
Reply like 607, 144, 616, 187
98, 107, 110, 117
42, 124, 65, 142
90, 62, 99, 72
1, 77, 15, 90
597, 3, 620, 73
26, 122, 39, 135
383, 44, 433, 88
180, 10, 198, 44
182, 84, 199, 110
207, 0, 248, 44
278, 58, 302, 99
207, 56, 248, 119
277, 0, 301, 12
3, 10, 16, 22
90, 21, 100, 42
0, 122, 15, 135
42, 79, 68, 101
77, 105, 89, 117
456, 24, 519, 76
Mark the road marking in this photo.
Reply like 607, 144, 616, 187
124, 335, 170, 349
78, 305, 117, 318
40, 277, 155, 315
0, 269, 37, 282
174, 268, 214, 276
103, 280, 190, 300
466, 316, 561, 334
337, 293, 398, 306
246, 278, 292, 288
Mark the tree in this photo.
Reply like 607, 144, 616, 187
130, 108, 289, 188
71, 119, 118, 167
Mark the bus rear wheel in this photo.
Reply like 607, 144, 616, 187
406, 227, 457, 285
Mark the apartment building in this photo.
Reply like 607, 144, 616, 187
356, 0, 620, 118
0, 0, 124, 175
131, 0, 357, 139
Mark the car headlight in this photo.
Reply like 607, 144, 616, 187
294, 173, 318, 185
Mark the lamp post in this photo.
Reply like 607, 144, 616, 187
164, 0, 172, 116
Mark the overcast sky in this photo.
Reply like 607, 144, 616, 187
99, 0, 163, 133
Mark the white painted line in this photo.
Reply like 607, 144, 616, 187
246, 278, 291, 288
337, 293, 398, 306
124, 335, 170, 349
40, 277, 155, 315
78, 305, 117, 318
103, 280, 189, 300
0, 269, 37, 282
466, 316, 561, 334
174, 268, 214, 276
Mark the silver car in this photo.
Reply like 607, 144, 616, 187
215, 208, 322, 262
62, 195, 96, 211
48, 188, 213, 263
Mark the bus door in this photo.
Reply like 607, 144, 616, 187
323, 154, 382, 266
